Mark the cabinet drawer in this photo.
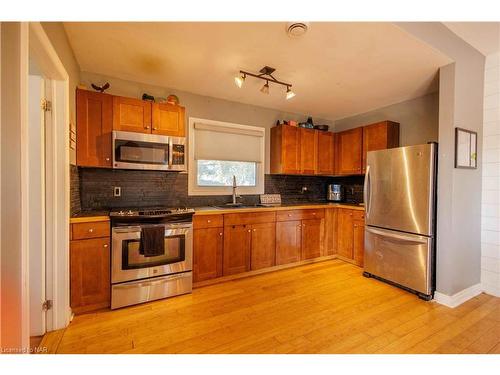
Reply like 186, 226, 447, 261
72, 221, 110, 240
276, 209, 324, 222
193, 214, 223, 229
353, 211, 365, 221
224, 211, 276, 226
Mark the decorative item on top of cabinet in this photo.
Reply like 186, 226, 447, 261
316, 130, 335, 175
76, 88, 113, 168
152, 102, 186, 137
362, 121, 399, 173
70, 218, 110, 314
299, 127, 318, 174
270, 124, 301, 174
112, 95, 152, 134
335, 127, 363, 176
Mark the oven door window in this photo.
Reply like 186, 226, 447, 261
115, 140, 169, 165
122, 234, 185, 269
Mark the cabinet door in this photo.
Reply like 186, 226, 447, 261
112, 96, 152, 133
299, 128, 318, 174
301, 218, 323, 260
152, 103, 185, 137
336, 127, 363, 175
324, 208, 337, 256
276, 220, 302, 265
362, 121, 399, 172
353, 219, 365, 266
316, 131, 335, 175
193, 227, 223, 282
223, 225, 251, 276
76, 89, 113, 167
250, 222, 276, 270
70, 237, 110, 312
337, 209, 354, 259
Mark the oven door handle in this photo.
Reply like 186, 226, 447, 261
113, 273, 190, 289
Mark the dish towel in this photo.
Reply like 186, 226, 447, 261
139, 225, 165, 257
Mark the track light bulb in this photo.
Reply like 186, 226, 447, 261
234, 73, 245, 88
286, 86, 296, 100
260, 81, 270, 94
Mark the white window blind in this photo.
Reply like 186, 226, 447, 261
193, 122, 264, 163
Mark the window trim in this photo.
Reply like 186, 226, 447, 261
188, 117, 265, 196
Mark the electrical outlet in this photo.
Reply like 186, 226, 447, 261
114, 186, 121, 197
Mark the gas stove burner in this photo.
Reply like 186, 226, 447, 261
110, 207, 195, 218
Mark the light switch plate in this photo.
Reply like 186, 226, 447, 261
114, 187, 121, 197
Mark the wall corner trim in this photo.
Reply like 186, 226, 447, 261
434, 283, 483, 308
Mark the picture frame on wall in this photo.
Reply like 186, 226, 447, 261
455, 127, 477, 169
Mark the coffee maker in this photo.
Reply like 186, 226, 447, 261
327, 184, 343, 202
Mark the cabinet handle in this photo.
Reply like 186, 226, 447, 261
88, 228, 94, 233
103, 244, 108, 248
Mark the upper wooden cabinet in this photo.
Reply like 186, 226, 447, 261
362, 121, 399, 173
76, 89, 113, 168
316, 131, 335, 175
152, 103, 186, 137
270, 124, 301, 174
299, 128, 318, 174
112, 96, 152, 133
335, 127, 363, 176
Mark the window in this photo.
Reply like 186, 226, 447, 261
188, 118, 265, 196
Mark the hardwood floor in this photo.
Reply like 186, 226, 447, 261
41, 260, 500, 354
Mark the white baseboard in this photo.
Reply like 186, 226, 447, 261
434, 283, 483, 308
482, 283, 500, 298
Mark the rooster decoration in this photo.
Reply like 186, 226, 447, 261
91, 82, 110, 93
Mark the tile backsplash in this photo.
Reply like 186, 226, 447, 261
71, 167, 364, 214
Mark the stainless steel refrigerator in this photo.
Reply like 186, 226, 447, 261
363, 143, 437, 300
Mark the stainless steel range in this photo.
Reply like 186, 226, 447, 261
110, 207, 195, 309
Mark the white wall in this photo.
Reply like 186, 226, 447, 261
482, 52, 500, 297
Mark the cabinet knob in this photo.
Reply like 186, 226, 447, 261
288, 214, 292, 217
312, 212, 316, 215
105, 157, 110, 161
207, 220, 211, 223
253, 229, 256, 232
219, 232, 223, 236
153, 127, 158, 130
248, 229, 251, 232
354, 225, 358, 228
88, 228, 94, 233
103, 244, 108, 248
303, 224, 306, 227
144, 126, 150, 130
350, 213, 353, 216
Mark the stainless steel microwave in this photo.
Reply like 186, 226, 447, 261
113, 130, 186, 171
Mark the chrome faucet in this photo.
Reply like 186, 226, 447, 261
232, 175, 241, 205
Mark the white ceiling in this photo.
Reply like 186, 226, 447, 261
64, 22, 451, 121
444, 22, 500, 56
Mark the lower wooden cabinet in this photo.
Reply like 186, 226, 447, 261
223, 224, 252, 276
193, 227, 223, 282
323, 208, 337, 255
250, 222, 276, 270
336, 209, 365, 266
70, 235, 110, 314
276, 220, 302, 265
301, 219, 323, 260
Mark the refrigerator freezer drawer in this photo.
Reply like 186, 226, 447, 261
111, 272, 192, 309
364, 226, 433, 295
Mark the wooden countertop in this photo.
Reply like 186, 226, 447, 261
194, 203, 364, 215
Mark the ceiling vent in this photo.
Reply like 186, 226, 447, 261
286, 22, 309, 37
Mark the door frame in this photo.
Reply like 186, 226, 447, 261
28, 22, 71, 336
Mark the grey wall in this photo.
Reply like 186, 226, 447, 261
397, 23, 485, 297
334, 92, 439, 146
79, 71, 335, 173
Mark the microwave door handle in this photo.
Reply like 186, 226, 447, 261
364, 165, 371, 219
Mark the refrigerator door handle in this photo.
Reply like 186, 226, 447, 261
364, 165, 371, 219
366, 227, 428, 245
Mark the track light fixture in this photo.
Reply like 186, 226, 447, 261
234, 66, 296, 100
